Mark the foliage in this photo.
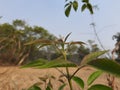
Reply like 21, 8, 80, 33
112, 32, 120, 61
28, 85, 41, 90
88, 58, 120, 77
88, 84, 112, 90
0, 19, 56, 65
27, 70, 112, 90
22, 33, 114, 90
64, 0, 93, 17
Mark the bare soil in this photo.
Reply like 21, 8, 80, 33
0, 66, 120, 90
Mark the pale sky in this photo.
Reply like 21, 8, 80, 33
0, 0, 120, 50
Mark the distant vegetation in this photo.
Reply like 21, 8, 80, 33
0, 19, 100, 65
0, 19, 56, 65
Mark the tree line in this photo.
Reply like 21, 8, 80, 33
1, 19, 119, 66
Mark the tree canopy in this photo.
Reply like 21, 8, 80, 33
0, 19, 56, 65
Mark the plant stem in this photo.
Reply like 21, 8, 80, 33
63, 51, 73, 90
55, 68, 67, 78
70, 65, 85, 80
66, 67, 73, 90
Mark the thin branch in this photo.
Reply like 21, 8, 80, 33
90, 16, 111, 59
70, 65, 85, 79
55, 68, 67, 78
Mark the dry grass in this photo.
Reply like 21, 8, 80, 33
0, 66, 120, 90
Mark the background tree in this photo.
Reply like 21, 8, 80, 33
112, 32, 120, 62
0, 19, 56, 65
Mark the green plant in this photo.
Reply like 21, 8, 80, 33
22, 33, 116, 90
27, 74, 67, 90
26, 70, 112, 90
64, 0, 94, 17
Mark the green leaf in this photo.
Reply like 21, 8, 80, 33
87, 3, 93, 14
22, 58, 77, 69
64, 3, 70, 8
37, 59, 77, 68
65, 4, 72, 17
21, 59, 48, 68
58, 84, 66, 90
72, 76, 84, 89
82, 0, 89, 3
87, 71, 103, 86
88, 58, 120, 77
88, 84, 112, 90
46, 86, 51, 90
80, 50, 108, 66
73, 1, 78, 11
28, 85, 41, 90
81, 4, 87, 12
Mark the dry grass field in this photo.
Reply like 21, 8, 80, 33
0, 66, 120, 90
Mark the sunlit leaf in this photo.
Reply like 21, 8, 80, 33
73, 1, 78, 11
58, 84, 66, 90
65, 4, 72, 17
80, 50, 108, 66
21, 59, 48, 68
88, 84, 112, 90
87, 71, 103, 86
22, 58, 77, 69
37, 59, 77, 68
72, 76, 84, 89
88, 58, 120, 77
81, 4, 87, 12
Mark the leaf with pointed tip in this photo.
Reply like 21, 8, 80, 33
87, 3, 93, 14
65, 4, 72, 17
37, 59, 77, 68
88, 58, 120, 77
64, 32, 71, 42
64, 3, 70, 8
58, 84, 66, 90
73, 1, 78, 11
81, 4, 87, 12
70, 41, 85, 45
72, 76, 84, 89
87, 71, 103, 86
80, 50, 108, 66
88, 84, 112, 90
21, 59, 48, 68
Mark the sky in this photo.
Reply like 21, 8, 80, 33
0, 0, 120, 51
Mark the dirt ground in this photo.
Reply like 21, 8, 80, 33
0, 66, 120, 90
